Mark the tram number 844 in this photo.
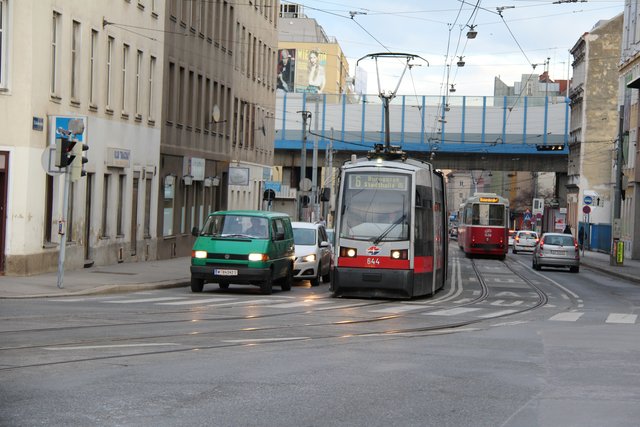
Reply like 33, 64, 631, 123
366, 257, 381, 266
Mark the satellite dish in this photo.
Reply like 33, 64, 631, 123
211, 105, 221, 123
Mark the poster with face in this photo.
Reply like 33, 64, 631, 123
277, 49, 296, 92
295, 48, 327, 94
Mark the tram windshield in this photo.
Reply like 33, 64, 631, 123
469, 203, 505, 226
339, 172, 410, 242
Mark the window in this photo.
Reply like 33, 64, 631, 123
70, 20, 81, 101
167, 61, 175, 122
0, 0, 9, 88
117, 174, 125, 235
177, 66, 185, 125
135, 49, 142, 117
106, 36, 114, 109
102, 174, 110, 237
121, 44, 129, 114
50, 11, 61, 95
89, 29, 98, 105
163, 174, 175, 236
148, 56, 156, 121
144, 177, 152, 237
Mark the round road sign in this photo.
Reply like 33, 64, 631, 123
584, 195, 593, 205
583, 205, 591, 214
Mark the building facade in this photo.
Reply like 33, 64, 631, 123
0, 0, 164, 275
156, 0, 280, 259
568, 14, 623, 252
619, 1, 640, 259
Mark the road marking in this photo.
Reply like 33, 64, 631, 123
549, 312, 584, 322
102, 297, 187, 304
221, 337, 309, 343
606, 313, 637, 324
370, 305, 424, 314
478, 309, 518, 318
490, 300, 524, 307
423, 307, 482, 316
45, 343, 179, 350
206, 298, 281, 307
157, 297, 236, 305
268, 300, 334, 308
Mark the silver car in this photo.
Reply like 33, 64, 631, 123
532, 232, 580, 273
513, 230, 539, 254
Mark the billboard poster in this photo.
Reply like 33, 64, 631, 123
277, 49, 296, 92
294, 48, 327, 94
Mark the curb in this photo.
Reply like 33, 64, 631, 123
581, 262, 640, 285
0, 279, 190, 299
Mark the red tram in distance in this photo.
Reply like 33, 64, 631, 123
457, 193, 509, 259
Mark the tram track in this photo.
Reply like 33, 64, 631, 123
0, 256, 575, 372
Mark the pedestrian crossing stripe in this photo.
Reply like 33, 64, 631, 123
549, 312, 584, 322
423, 307, 482, 316
605, 313, 637, 324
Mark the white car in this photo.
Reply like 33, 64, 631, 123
513, 230, 539, 254
291, 222, 332, 286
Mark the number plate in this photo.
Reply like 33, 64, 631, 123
214, 269, 238, 276
550, 250, 566, 255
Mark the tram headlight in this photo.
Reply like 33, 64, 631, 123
390, 249, 408, 260
340, 247, 357, 258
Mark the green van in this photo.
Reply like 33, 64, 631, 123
190, 210, 295, 294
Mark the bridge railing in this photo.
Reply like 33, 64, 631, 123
275, 93, 569, 154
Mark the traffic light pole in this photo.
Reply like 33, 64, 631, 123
56, 162, 72, 289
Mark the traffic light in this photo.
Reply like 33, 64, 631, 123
55, 136, 76, 168
71, 141, 89, 181
535, 144, 564, 151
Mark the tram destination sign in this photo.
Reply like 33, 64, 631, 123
479, 196, 500, 203
348, 174, 408, 191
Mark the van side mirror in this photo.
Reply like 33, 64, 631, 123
191, 226, 199, 237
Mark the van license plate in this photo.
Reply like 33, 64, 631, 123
214, 269, 238, 276
551, 250, 565, 255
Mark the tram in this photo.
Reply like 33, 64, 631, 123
331, 145, 448, 299
457, 193, 509, 259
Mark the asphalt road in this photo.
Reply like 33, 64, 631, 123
1, 250, 639, 427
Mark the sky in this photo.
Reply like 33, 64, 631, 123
294, 0, 626, 96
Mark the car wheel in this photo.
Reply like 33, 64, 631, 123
261, 270, 273, 294
281, 264, 293, 291
570, 266, 579, 273
191, 277, 204, 293
321, 263, 331, 283
218, 282, 229, 289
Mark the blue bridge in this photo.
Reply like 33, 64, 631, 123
273, 93, 569, 172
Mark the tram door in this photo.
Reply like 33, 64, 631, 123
0, 152, 8, 273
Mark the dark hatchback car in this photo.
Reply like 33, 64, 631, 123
532, 232, 580, 273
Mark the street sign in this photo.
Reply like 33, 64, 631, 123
583, 195, 593, 205
523, 209, 532, 222
583, 205, 591, 214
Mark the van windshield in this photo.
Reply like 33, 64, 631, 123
200, 215, 269, 239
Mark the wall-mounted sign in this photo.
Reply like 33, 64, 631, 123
33, 117, 44, 131
229, 167, 250, 186
106, 147, 131, 168
183, 157, 205, 181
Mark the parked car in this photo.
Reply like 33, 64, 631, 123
291, 221, 332, 286
190, 210, 295, 294
508, 229, 516, 247
513, 230, 539, 254
532, 232, 580, 273
449, 226, 458, 240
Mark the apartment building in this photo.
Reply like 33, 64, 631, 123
157, 0, 280, 259
0, 0, 164, 275
619, 1, 640, 259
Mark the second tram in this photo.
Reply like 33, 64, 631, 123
331, 146, 448, 299
457, 193, 509, 259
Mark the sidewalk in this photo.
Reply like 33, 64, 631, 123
0, 257, 191, 299
0, 251, 638, 299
